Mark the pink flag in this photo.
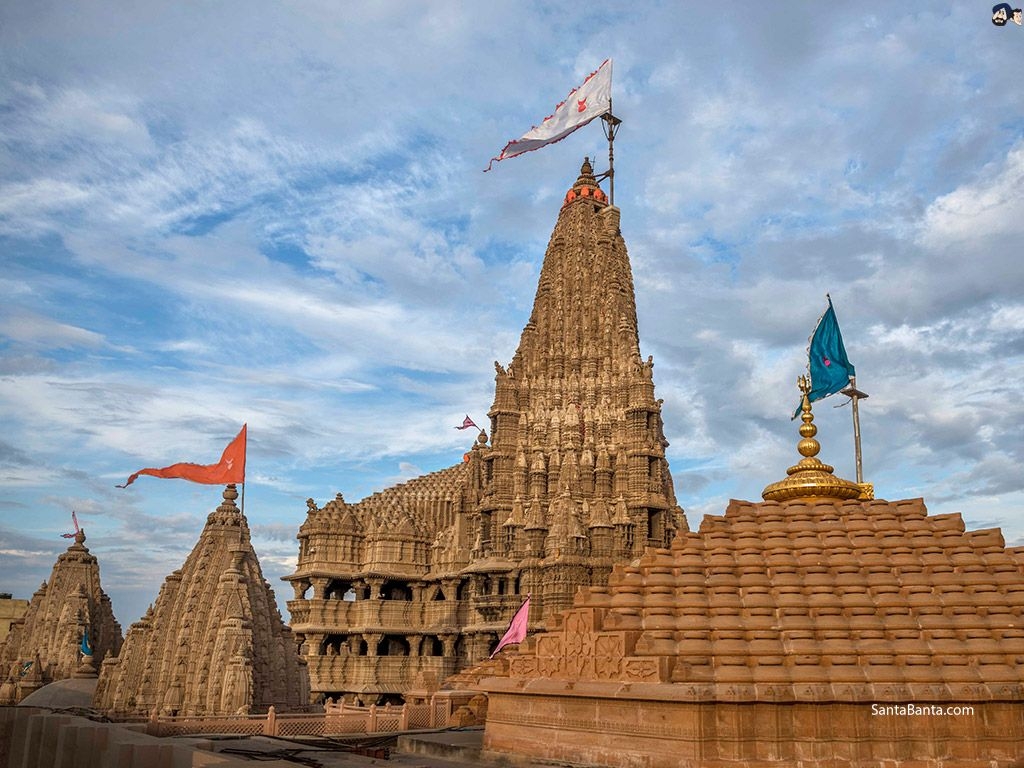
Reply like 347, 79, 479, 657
486, 60, 612, 171
455, 415, 479, 431
491, 595, 531, 658
60, 510, 80, 539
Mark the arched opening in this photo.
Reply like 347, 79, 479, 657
422, 636, 444, 657
647, 509, 663, 545
376, 635, 411, 657
456, 580, 468, 601
357, 639, 369, 656
381, 580, 413, 601
320, 634, 350, 656
430, 585, 446, 601
325, 578, 355, 601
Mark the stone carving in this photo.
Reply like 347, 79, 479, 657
93, 485, 308, 716
284, 160, 686, 704
0, 530, 122, 704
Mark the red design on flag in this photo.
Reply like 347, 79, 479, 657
117, 425, 247, 488
490, 595, 531, 658
485, 59, 612, 171
455, 415, 479, 431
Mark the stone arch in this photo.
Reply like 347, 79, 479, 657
376, 635, 410, 657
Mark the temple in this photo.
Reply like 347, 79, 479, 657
477, 383, 1024, 767
0, 530, 122, 704
284, 159, 686, 704
94, 485, 308, 716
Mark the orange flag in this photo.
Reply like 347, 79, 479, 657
117, 424, 246, 488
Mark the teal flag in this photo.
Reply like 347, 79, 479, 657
80, 629, 92, 657
795, 297, 855, 416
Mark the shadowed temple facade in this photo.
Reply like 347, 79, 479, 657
285, 159, 687, 704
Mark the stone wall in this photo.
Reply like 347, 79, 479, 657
483, 685, 1024, 767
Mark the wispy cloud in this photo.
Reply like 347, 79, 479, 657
1, 2, 1021, 627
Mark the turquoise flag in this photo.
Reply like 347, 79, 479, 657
80, 629, 93, 657
795, 297, 855, 416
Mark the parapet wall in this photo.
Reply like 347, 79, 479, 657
482, 685, 1024, 768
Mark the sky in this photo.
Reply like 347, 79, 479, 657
1, 3, 1022, 630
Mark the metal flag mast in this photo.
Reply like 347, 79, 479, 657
840, 378, 868, 484
596, 96, 621, 205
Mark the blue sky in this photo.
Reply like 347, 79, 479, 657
2, 3, 1022, 628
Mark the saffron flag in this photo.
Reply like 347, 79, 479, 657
795, 297, 856, 416
61, 510, 80, 539
486, 59, 612, 171
455, 415, 479, 431
117, 424, 247, 488
490, 595, 531, 658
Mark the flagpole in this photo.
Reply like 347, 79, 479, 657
840, 377, 868, 484
601, 104, 621, 206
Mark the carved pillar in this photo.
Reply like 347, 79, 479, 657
365, 578, 384, 600
406, 635, 422, 657
305, 632, 325, 657
364, 633, 383, 656
440, 634, 457, 657
310, 577, 329, 601
441, 579, 459, 601
291, 579, 311, 600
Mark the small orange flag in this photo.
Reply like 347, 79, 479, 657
117, 424, 246, 488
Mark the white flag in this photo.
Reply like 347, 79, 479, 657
486, 60, 612, 171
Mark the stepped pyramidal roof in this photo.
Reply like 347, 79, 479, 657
479, 390, 1024, 767
285, 160, 686, 704
0, 529, 122, 704
94, 485, 308, 716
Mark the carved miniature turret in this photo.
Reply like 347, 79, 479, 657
0, 528, 122, 704
94, 485, 308, 716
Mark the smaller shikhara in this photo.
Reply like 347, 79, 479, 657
0, 528, 122, 705
94, 484, 308, 716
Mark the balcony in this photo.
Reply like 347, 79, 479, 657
287, 599, 468, 632
306, 655, 459, 694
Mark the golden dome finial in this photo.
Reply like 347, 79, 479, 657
762, 376, 861, 502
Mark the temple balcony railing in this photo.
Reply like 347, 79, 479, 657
306, 655, 459, 693
287, 599, 467, 631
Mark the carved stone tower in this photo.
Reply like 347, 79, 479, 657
474, 158, 685, 619
285, 160, 685, 704
0, 529, 122, 704
94, 485, 308, 716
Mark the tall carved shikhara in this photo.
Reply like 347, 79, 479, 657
286, 160, 686, 704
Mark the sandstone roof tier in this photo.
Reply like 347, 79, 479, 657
479, 400, 1024, 767
492, 496, 1024, 698
284, 160, 686, 704
0, 530, 122, 705
94, 485, 308, 716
